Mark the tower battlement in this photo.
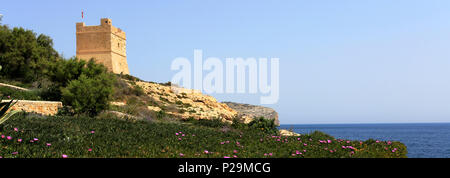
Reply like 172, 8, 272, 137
76, 18, 129, 74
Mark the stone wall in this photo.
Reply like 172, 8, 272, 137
2, 100, 62, 116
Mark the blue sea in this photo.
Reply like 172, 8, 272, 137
278, 123, 450, 158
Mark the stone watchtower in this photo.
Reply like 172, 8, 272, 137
76, 18, 129, 74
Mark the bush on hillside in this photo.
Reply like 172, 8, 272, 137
40, 58, 113, 102
247, 117, 278, 135
61, 73, 115, 116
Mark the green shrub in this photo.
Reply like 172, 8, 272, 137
156, 110, 167, 119
131, 85, 145, 96
231, 117, 248, 130
61, 73, 115, 116
43, 58, 109, 101
248, 117, 278, 135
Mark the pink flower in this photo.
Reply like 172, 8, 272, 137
236, 141, 240, 145
14, 128, 18, 132
91, 131, 95, 134
330, 150, 334, 153
62, 154, 68, 158
269, 153, 273, 156
12, 152, 18, 155
224, 156, 230, 158
204, 150, 209, 154
225, 141, 230, 144
327, 140, 332, 143
233, 150, 238, 153
33, 138, 38, 141
1, 135, 4, 138
303, 150, 307, 152
46, 143, 51, 146
88, 148, 92, 152
182, 134, 185, 137
7, 136, 12, 140
233, 155, 237, 158
292, 153, 296, 156
303, 143, 307, 146
178, 138, 182, 141
296, 150, 300, 155
175, 133, 179, 135
220, 142, 224, 145
264, 153, 268, 156
179, 153, 184, 157
17, 139, 22, 142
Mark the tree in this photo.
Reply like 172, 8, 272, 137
0, 26, 59, 82
61, 73, 115, 116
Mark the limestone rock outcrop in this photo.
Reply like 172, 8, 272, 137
223, 102, 280, 126
134, 81, 238, 123
279, 129, 301, 136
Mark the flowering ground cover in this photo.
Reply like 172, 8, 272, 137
0, 113, 407, 158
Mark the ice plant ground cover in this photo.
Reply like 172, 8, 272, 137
0, 113, 407, 158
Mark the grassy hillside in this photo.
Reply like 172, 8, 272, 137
0, 113, 407, 158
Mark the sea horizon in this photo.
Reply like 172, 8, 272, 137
279, 122, 450, 158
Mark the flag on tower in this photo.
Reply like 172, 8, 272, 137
82, 10, 84, 19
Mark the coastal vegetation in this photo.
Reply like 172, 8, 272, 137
0, 23, 408, 158
0, 113, 407, 158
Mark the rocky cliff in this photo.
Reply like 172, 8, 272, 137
223, 102, 280, 126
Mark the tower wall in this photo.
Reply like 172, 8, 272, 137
76, 18, 129, 74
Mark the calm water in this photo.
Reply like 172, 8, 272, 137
279, 123, 450, 158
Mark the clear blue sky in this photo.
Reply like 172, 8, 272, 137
2, 0, 450, 124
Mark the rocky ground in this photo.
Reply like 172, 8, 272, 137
110, 79, 279, 125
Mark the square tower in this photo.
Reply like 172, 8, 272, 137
76, 18, 129, 74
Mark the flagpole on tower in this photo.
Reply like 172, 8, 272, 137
81, 10, 84, 20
